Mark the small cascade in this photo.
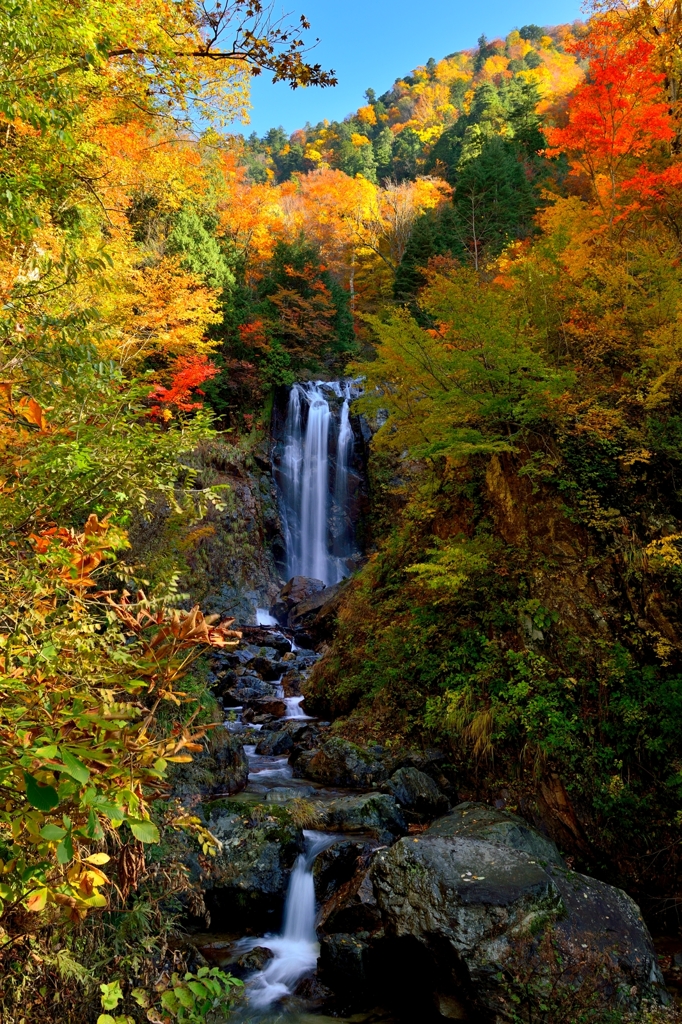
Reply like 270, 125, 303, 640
238, 830, 341, 1009
275, 380, 361, 587
256, 608, 278, 626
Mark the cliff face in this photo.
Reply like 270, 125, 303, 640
305, 449, 682, 923
129, 437, 285, 624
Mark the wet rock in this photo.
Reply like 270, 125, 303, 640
291, 628, 315, 649
321, 869, 382, 935
295, 737, 390, 788
383, 767, 449, 820
271, 576, 327, 625
370, 833, 666, 1020
319, 933, 372, 998
288, 580, 346, 630
321, 793, 407, 844
292, 973, 332, 1005
246, 696, 286, 718
264, 785, 315, 804
233, 674, 279, 696
280, 670, 302, 696
427, 801, 564, 866
199, 801, 303, 930
281, 651, 297, 663
172, 729, 248, 799
233, 945, 274, 977
236, 627, 292, 654
255, 730, 294, 756
314, 838, 380, 905
247, 656, 282, 681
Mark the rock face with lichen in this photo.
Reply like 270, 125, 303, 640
195, 800, 304, 931
317, 804, 666, 1021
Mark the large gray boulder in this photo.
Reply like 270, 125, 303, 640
384, 766, 449, 819
198, 801, 303, 930
427, 801, 563, 866
370, 832, 666, 1021
255, 730, 294, 756
288, 579, 346, 630
320, 792, 407, 844
294, 737, 389, 788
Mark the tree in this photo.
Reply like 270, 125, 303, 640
544, 17, 674, 223
453, 136, 538, 268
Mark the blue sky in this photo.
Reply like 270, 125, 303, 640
238, 0, 584, 138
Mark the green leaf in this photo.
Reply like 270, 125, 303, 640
59, 749, 90, 784
40, 824, 66, 841
128, 818, 159, 844
96, 1016, 116, 1024
33, 744, 58, 759
186, 981, 207, 999
23, 772, 59, 811
56, 835, 74, 864
174, 985, 194, 1009
160, 990, 179, 1013
39, 643, 58, 661
100, 980, 123, 1010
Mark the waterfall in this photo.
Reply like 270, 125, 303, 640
241, 830, 340, 1009
276, 381, 359, 587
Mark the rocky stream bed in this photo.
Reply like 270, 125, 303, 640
173, 611, 670, 1024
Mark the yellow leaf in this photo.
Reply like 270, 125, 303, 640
84, 853, 110, 866
166, 755, 193, 763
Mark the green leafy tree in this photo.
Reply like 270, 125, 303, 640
166, 210, 235, 292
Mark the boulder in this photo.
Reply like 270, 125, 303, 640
255, 730, 294, 756
288, 580, 346, 629
199, 801, 303, 930
264, 785, 315, 805
233, 945, 274, 978
427, 801, 564, 866
237, 627, 292, 654
314, 837, 381, 905
172, 729, 248, 799
280, 670, 302, 696
294, 737, 390, 788
247, 655, 282, 681
231, 674, 279, 697
384, 767, 449, 819
319, 933, 372, 999
370, 833, 666, 1021
271, 576, 326, 625
317, 853, 383, 935
245, 696, 286, 718
321, 792, 407, 844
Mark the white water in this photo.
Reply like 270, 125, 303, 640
277, 381, 359, 587
241, 830, 341, 1009
284, 695, 312, 720
334, 382, 353, 519
256, 607, 278, 626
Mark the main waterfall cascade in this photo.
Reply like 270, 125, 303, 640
274, 380, 363, 588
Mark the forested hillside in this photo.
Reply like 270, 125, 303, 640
4, 0, 682, 1021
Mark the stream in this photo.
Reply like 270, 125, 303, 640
215, 670, 387, 1022
206, 381, 399, 1019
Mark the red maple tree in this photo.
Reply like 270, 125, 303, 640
148, 354, 219, 420
544, 18, 674, 221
